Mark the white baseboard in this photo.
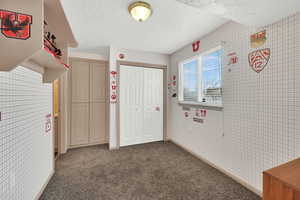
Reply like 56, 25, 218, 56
170, 139, 262, 197
34, 170, 55, 200
69, 142, 108, 150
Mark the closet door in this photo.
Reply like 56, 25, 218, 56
143, 68, 164, 142
70, 60, 90, 146
71, 61, 89, 103
120, 65, 164, 147
89, 62, 107, 144
90, 102, 106, 143
120, 66, 144, 146
71, 103, 89, 145
90, 62, 106, 102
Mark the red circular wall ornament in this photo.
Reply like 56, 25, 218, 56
192, 41, 200, 52
119, 53, 125, 59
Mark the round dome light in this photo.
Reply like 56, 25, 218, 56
128, 1, 152, 22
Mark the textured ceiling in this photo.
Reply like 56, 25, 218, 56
176, 0, 300, 27
62, 0, 300, 55
61, 0, 227, 54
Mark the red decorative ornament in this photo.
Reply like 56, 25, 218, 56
227, 52, 238, 65
201, 110, 207, 117
111, 94, 117, 100
0, 9, 33, 40
248, 48, 270, 73
192, 41, 200, 52
119, 53, 125, 59
45, 114, 52, 133
184, 112, 189, 118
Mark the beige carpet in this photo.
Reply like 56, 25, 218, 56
40, 142, 261, 200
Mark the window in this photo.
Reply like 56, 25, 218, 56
179, 47, 223, 107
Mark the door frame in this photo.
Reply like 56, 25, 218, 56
116, 61, 168, 148
52, 79, 61, 159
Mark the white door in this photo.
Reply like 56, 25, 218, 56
120, 65, 163, 147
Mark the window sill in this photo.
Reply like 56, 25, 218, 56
178, 101, 223, 109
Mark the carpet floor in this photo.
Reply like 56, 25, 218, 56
40, 142, 261, 200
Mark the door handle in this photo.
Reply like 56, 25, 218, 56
155, 106, 160, 111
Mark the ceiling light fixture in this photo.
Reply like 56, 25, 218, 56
128, 1, 152, 22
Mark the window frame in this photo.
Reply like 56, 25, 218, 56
178, 46, 223, 108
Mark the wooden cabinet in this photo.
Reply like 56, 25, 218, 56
90, 62, 106, 102
71, 61, 90, 103
263, 158, 300, 200
89, 102, 106, 144
70, 58, 107, 147
71, 103, 89, 145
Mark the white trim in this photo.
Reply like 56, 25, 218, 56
68, 142, 108, 149
178, 101, 223, 108
34, 170, 55, 200
201, 45, 222, 56
171, 139, 262, 197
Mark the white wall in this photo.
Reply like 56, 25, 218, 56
69, 51, 109, 61
0, 66, 53, 200
109, 47, 170, 149
170, 13, 300, 194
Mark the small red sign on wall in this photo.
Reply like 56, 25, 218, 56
193, 117, 204, 123
110, 71, 118, 104
227, 52, 238, 65
45, 114, 51, 133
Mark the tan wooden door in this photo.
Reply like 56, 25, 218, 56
89, 62, 107, 144
70, 59, 107, 147
70, 60, 90, 146
71, 61, 89, 103
71, 103, 89, 145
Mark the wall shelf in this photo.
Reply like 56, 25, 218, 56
27, 48, 69, 83
0, 0, 77, 82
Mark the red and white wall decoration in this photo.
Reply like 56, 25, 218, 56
193, 108, 207, 123
184, 112, 189, 118
250, 30, 266, 48
227, 52, 238, 66
45, 114, 52, 134
118, 53, 125, 59
110, 71, 118, 104
0, 9, 33, 40
171, 75, 177, 98
248, 30, 270, 73
248, 48, 271, 73
192, 40, 200, 52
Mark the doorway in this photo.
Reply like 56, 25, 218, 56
53, 79, 60, 159
118, 63, 166, 147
